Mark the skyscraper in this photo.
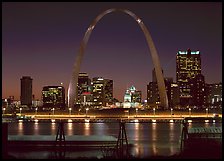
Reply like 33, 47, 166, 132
42, 86, 65, 110
176, 49, 201, 106
20, 76, 32, 108
92, 77, 113, 107
77, 72, 91, 105
92, 77, 104, 107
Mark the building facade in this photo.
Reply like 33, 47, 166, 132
20, 76, 33, 108
147, 69, 179, 109
42, 86, 65, 110
123, 85, 141, 108
77, 72, 91, 105
92, 77, 113, 107
205, 83, 222, 107
147, 77, 177, 109
176, 49, 201, 107
190, 74, 206, 107
104, 79, 113, 105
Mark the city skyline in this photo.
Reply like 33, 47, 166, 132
2, 2, 222, 101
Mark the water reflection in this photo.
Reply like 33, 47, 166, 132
169, 122, 174, 141
151, 122, 157, 156
133, 122, 140, 156
8, 121, 221, 159
51, 122, 56, 135
67, 122, 73, 136
34, 122, 39, 135
84, 122, 90, 136
152, 142, 158, 156
152, 122, 157, 141
94, 123, 106, 135
169, 123, 175, 155
204, 122, 210, 128
188, 122, 193, 128
170, 143, 175, 155
18, 122, 23, 135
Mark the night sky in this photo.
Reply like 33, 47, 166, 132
2, 2, 222, 101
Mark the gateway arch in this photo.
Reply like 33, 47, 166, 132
68, 8, 168, 109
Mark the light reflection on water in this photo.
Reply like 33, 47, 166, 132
51, 122, 56, 135
18, 122, 23, 135
169, 122, 175, 155
84, 122, 90, 136
34, 122, 39, 135
67, 122, 73, 136
152, 122, 158, 155
8, 121, 221, 159
133, 122, 140, 156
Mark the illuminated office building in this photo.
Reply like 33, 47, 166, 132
176, 49, 201, 106
92, 77, 113, 107
42, 86, 65, 110
77, 72, 91, 105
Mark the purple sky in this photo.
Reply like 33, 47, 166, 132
2, 2, 222, 101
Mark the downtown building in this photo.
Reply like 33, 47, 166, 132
124, 85, 142, 108
92, 77, 113, 107
147, 69, 179, 109
176, 49, 204, 107
77, 72, 92, 107
205, 83, 222, 108
42, 86, 65, 110
20, 76, 33, 108
189, 74, 206, 108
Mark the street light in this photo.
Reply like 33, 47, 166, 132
189, 108, 191, 117
52, 108, 55, 116
35, 108, 38, 116
135, 108, 138, 117
69, 108, 72, 117
170, 108, 173, 117
3, 108, 6, 115
206, 108, 208, 117
20, 108, 22, 116
153, 108, 155, 117
86, 108, 89, 117
78, 108, 81, 115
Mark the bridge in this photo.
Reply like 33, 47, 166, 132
4, 113, 221, 124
